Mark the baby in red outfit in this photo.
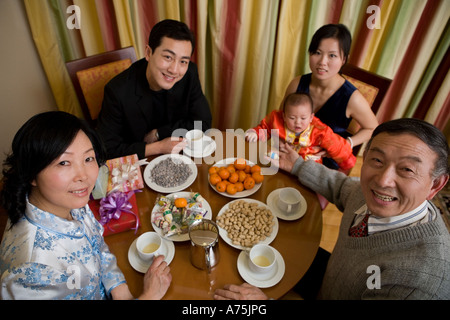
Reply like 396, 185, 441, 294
245, 92, 356, 170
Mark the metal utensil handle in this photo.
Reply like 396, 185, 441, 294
205, 246, 211, 273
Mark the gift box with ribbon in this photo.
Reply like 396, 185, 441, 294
107, 154, 147, 194
89, 154, 147, 235
89, 191, 141, 236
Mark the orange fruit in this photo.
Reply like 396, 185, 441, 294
218, 168, 230, 180
216, 181, 227, 192
251, 165, 261, 173
174, 198, 188, 208
238, 170, 247, 182
235, 182, 244, 192
226, 164, 236, 174
244, 165, 251, 174
208, 166, 219, 175
252, 171, 264, 183
228, 172, 239, 184
243, 176, 255, 190
234, 158, 247, 170
226, 183, 238, 195
209, 173, 222, 185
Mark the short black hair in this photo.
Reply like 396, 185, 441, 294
148, 19, 195, 56
1, 111, 106, 226
283, 92, 314, 113
308, 24, 352, 65
366, 118, 450, 178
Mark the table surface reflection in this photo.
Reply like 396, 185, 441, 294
104, 131, 322, 299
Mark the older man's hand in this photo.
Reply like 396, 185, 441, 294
214, 283, 268, 300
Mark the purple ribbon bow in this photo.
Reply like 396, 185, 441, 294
99, 190, 141, 234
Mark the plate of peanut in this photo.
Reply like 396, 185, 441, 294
215, 199, 278, 250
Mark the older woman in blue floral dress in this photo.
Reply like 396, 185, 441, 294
0, 111, 171, 300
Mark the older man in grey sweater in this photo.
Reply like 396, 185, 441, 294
215, 118, 450, 300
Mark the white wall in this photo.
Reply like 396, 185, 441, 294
0, 0, 57, 175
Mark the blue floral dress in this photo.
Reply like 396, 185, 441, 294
0, 200, 126, 299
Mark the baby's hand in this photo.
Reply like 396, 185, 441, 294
245, 131, 258, 142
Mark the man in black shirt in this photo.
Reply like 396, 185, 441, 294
97, 19, 212, 159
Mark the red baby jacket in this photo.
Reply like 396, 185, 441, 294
251, 110, 356, 170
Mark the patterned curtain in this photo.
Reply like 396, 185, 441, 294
24, 0, 450, 140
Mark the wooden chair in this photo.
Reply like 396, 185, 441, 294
317, 64, 392, 210
340, 63, 392, 156
66, 46, 137, 126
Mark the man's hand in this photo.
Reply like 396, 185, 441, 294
145, 137, 187, 157
214, 283, 268, 300
271, 142, 300, 173
144, 129, 159, 144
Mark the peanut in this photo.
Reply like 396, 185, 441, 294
216, 200, 275, 248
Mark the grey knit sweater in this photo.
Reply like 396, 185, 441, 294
291, 158, 450, 300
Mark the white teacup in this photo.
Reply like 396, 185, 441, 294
136, 232, 163, 262
277, 187, 302, 215
248, 244, 276, 276
186, 129, 205, 151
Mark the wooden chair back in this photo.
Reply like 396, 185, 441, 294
66, 46, 137, 126
340, 64, 392, 156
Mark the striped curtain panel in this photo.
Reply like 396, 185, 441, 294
24, 0, 450, 140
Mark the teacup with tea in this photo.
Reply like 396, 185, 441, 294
136, 231, 163, 262
248, 244, 276, 277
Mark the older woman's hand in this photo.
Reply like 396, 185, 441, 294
139, 255, 172, 300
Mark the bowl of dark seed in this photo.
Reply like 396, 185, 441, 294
144, 154, 198, 193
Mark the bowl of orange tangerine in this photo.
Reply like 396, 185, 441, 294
208, 158, 264, 198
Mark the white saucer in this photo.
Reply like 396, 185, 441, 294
237, 247, 285, 288
266, 188, 307, 221
183, 136, 216, 158
128, 238, 175, 273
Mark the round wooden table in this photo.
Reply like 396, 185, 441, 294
104, 130, 322, 299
